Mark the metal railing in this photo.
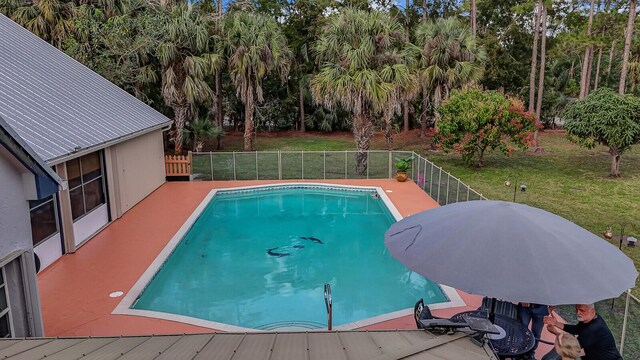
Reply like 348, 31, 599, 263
324, 283, 332, 331
190, 150, 486, 206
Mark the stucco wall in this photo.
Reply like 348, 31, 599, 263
0, 149, 32, 255
108, 130, 165, 217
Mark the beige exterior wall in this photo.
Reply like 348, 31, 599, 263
106, 130, 165, 219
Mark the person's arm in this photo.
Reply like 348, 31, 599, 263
543, 312, 565, 332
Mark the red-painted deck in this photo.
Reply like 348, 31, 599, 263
38, 179, 553, 357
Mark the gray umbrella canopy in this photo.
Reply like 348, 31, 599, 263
384, 200, 638, 306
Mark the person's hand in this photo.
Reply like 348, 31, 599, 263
521, 302, 530, 307
548, 305, 555, 315
544, 314, 558, 327
547, 324, 560, 335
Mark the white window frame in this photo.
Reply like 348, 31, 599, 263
69, 152, 107, 222
0, 267, 14, 338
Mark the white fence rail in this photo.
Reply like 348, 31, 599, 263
191, 150, 486, 205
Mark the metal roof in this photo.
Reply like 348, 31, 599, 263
0, 331, 498, 360
0, 14, 172, 165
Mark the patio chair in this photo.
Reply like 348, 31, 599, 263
414, 298, 436, 329
478, 297, 518, 320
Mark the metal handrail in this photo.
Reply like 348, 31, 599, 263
324, 283, 332, 331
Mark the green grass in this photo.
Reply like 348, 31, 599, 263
193, 131, 640, 357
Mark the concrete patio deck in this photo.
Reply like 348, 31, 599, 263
37, 179, 553, 356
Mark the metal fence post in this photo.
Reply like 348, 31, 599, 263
323, 151, 326, 179
278, 151, 282, 180
210, 152, 213, 180
467, 185, 471, 201
422, 161, 427, 190
437, 168, 442, 204
456, 180, 460, 203
256, 151, 259, 180
411, 152, 415, 181
366, 151, 369, 179
445, 174, 450, 205
416, 156, 421, 186
344, 151, 347, 179
302, 151, 304, 179
388, 152, 392, 179
429, 164, 435, 195
232, 151, 237, 180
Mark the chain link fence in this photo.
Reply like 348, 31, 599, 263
190, 150, 486, 205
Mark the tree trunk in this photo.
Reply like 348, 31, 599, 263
579, 0, 596, 99
243, 91, 255, 151
609, 146, 622, 177
173, 105, 189, 154
619, 0, 636, 94
569, 59, 575, 79
384, 109, 394, 150
215, 0, 224, 149
470, 0, 477, 36
353, 111, 373, 175
606, 39, 616, 85
422, 0, 427, 21
299, 81, 305, 132
419, 93, 428, 137
534, 3, 547, 151
528, 0, 542, 113
403, 101, 409, 132
594, 43, 604, 90
476, 148, 485, 168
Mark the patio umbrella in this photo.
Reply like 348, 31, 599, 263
384, 200, 637, 306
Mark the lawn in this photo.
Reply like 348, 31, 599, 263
196, 129, 640, 357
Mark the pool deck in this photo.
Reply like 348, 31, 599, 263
37, 179, 553, 356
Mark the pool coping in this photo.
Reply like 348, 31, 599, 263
112, 182, 465, 332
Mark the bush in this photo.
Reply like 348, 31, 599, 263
435, 88, 536, 167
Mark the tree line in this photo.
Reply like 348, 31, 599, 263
0, 0, 638, 174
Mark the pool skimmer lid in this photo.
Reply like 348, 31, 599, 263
109, 291, 124, 298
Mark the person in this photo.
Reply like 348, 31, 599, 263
371, 192, 379, 199
555, 332, 581, 360
543, 304, 623, 360
518, 302, 548, 350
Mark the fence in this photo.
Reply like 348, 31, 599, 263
190, 150, 486, 205
165, 154, 191, 176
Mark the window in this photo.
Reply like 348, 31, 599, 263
0, 269, 12, 338
29, 195, 59, 246
67, 152, 106, 221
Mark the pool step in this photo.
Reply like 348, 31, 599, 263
255, 321, 325, 331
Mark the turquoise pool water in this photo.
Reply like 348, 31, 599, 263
133, 185, 448, 329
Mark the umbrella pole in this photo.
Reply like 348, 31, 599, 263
489, 297, 497, 323
620, 289, 631, 354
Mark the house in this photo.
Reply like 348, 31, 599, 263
0, 14, 172, 271
0, 115, 61, 337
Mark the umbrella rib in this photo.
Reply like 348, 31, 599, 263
389, 225, 424, 251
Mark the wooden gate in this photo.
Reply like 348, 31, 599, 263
165, 152, 191, 177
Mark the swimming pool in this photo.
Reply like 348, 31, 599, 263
119, 184, 456, 331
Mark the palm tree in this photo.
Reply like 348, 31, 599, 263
413, 17, 486, 137
9, 0, 76, 48
156, 4, 221, 154
222, 12, 291, 151
311, 8, 415, 174
183, 116, 223, 152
